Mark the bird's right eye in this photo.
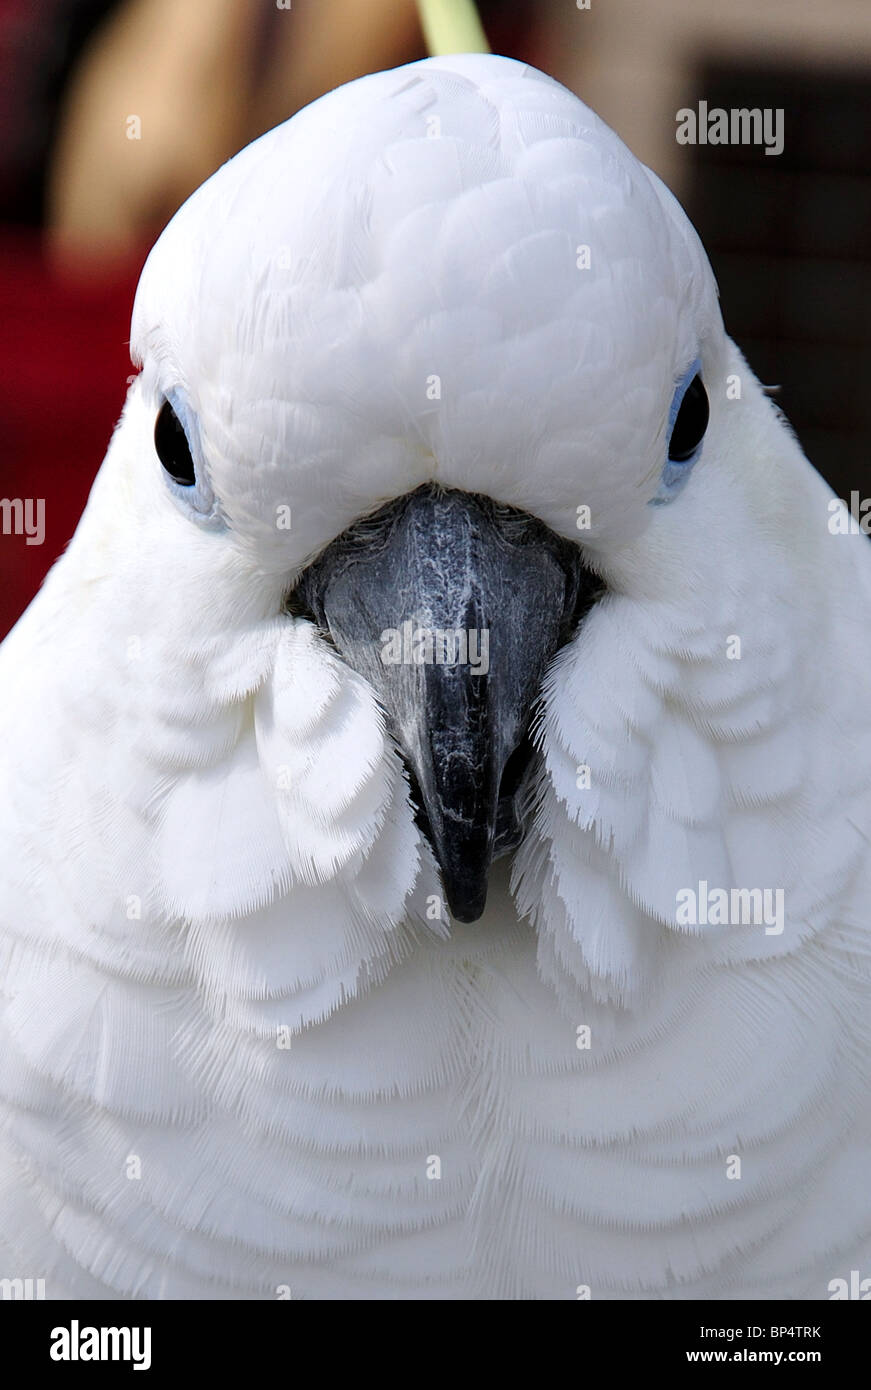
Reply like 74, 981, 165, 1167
155, 399, 196, 486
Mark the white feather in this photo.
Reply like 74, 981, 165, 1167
1, 52, 869, 1300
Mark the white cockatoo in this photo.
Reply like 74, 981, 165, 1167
1, 53, 870, 1302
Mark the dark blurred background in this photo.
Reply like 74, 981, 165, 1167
1, 0, 869, 638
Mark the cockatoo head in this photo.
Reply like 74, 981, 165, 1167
126, 53, 726, 925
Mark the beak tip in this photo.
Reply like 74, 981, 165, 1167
441, 866, 489, 924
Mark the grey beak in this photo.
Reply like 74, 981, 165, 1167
291, 486, 602, 922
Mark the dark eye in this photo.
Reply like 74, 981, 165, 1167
155, 399, 196, 485
668, 373, 709, 463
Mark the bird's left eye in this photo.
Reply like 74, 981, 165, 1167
668, 373, 709, 463
155, 399, 196, 485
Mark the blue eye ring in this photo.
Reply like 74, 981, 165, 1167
155, 388, 224, 528
651, 356, 708, 504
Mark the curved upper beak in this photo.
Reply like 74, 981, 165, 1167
291, 486, 601, 922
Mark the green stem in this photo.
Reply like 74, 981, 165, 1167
416, 0, 490, 56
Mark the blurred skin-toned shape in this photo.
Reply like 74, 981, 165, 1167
47, 0, 425, 268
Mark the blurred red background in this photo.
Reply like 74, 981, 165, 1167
0, 230, 140, 638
